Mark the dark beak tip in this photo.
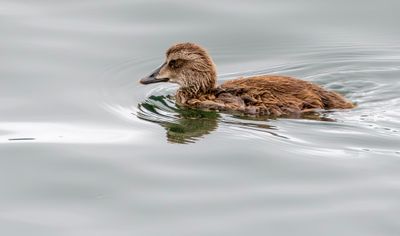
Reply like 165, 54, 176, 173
139, 78, 147, 84
140, 76, 156, 85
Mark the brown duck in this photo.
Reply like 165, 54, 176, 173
140, 43, 354, 117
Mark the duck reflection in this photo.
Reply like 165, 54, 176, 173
162, 109, 219, 144
137, 95, 335, 144
137, 95, 219, 144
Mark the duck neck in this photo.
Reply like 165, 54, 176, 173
176, 73, 217, 104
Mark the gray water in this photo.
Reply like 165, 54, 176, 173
1, 0, 400, 235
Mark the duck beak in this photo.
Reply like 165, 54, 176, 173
140, 62, 169, 84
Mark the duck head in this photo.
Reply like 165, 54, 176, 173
140, 43, 217, 95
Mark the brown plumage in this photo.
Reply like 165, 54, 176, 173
140, 42, 354, 117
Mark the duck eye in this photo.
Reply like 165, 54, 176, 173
168, 59, 183, 69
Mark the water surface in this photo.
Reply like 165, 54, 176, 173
1, 1, 400, 235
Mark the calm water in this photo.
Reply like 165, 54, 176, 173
1, 0, 400, 235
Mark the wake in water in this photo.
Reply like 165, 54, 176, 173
103, 45, 400, 151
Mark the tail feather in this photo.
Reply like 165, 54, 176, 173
321, 91, 354, 109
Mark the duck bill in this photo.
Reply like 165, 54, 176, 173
140, 62, 169, 84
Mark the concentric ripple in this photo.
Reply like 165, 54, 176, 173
104, 45, 400, 152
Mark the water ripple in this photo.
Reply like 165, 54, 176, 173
98, 45, 400, 159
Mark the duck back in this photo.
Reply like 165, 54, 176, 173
212, 75, 354, 116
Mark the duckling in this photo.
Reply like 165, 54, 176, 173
140, 43, 354, 117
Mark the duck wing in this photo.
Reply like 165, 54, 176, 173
218, 75, 353, 113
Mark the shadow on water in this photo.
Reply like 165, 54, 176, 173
136, 95, 336, 144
